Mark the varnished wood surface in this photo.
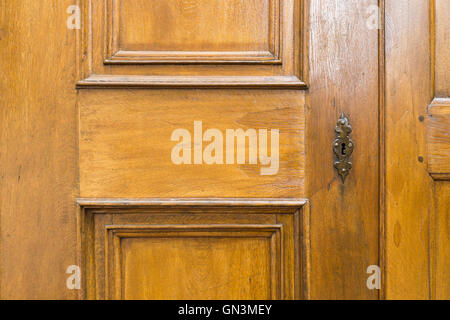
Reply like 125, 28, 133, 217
77, 0, 307, 300
434, 182, 450, 299
435, 0, 450, 97
0, 0, 448, 300
76, 198, 308, 208
77, 75, 307, 89
117, 0, 277, 59
78, 200, 308, 300
385, 0, 435, 299
384, 0, 450, 299
306, 0, 380, 300
0, 0, 78, 299
120, 232, 274, 299
79, 0, 305, 88
79, 90, 305, 198
427, 99, 450, 177
429, 0, 450, 300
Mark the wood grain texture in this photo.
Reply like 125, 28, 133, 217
378, 0, 387, 300
427, 99, 450, 177
435, 0, 450, 97
119, 0, 274, 52
77, 199, 309, 300
78, 0, 305, 88
2, 0, 447, 301
385, 0, 434, 299
434, 182, 450, 299
77, 0, 308, 301
428, 1, 450, 177
306, 0, 380, 300
77, 75, 307, 89
107, 0, 281, 64
0, 0, 78, 299
79, 90, 305, 198
111, 226, 280, 300
429, 0, 450, 300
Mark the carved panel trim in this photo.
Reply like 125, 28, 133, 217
77, 75, 307, 89
427, 98, 450, 180
77, 0, 307, 88
105, 0, 283, 64
76, 198, 310, 300
105, 224, 283, 300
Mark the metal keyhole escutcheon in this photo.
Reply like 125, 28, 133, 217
333, 113, 354, 183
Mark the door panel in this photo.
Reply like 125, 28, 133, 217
78, 199, 308, 300
1, 0, 449, 300
77, 0, 308, 301
116, 0, 277, 58
79, 90, 305, 197
429, 0, 450, 301
385, 0, 450, 299
384, 0, 435, 299
0, 0, 78, 299
306, 0, 380, 299
77, 0, 306, 88
435, 182, 450, 299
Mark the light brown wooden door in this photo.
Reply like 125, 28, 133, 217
0, 0, 448, 300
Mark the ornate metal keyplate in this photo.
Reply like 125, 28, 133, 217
333, 113, 354, 183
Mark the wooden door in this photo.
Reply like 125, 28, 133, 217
0, 0, 448, 300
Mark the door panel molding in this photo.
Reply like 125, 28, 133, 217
427, 0, 450, 181
104, 0, 283, 64
106, 225, 284, 300
77, 198, 310, 300
77, 0, 307, 89
427, 98, 450, 179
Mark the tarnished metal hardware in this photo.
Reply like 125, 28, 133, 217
333, 113, 354, 183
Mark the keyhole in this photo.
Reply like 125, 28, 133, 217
341, 143, 347, 156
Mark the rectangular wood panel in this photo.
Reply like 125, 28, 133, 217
108, 226, 280, 300
78, 0, 306, 88
107, 0, 281, 64
430, 3, 450, 298
435, 0, 450, 97
77, 199, 309, 300
79, 90, 305, 198
427, 99, 450, 179
428, 3, 450, 297
427, 0, 450, 180
434, 182, 450, 299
